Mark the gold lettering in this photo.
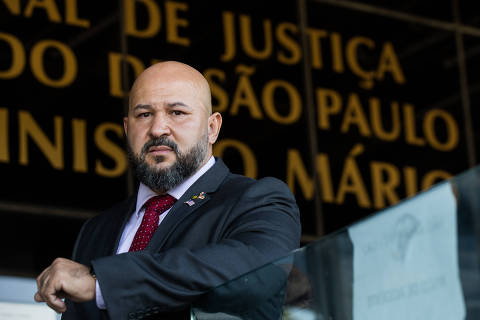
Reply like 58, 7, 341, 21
124, 0, 161, 38
336, 144, 371, 208
95, 123, 127, 177
214, 139, 257, 178
72, 118, 87, 172
330, 32, 344, 73
340, 93, 371, 136
371, 161, 400, 209
108, 52, 145, 97
239, 14, 272, 59
316, 87, 341, 130
423, 109, 459, 151
19, 110, 63, 169
376, 42, 405, 85
276, 22, 301, 65
346, 36, 375, 89
65, 0, 90, 28
230, 65, 263, 119
403, 103, 426, 146
0, 108, 8, 163
403, 166, 418, 197
369, 98, 400, 141
30, 40, 77, 87
2, 0, 20, 14
286, 149, 335, 202
0, 32, 26, 79
307, 28, 328, 69
24, 0, 61, 22
165, 1, 190, 46
262, 79, 302, 124
204, 68, 229, 113
286, 149, 314, 200
317, 153, 335, 202
220, 11, 236, 62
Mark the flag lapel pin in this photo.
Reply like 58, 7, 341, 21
184, 192, 206, 207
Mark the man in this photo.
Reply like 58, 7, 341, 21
35, 61, 301, 319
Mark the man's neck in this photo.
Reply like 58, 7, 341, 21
135, 156, 215, 215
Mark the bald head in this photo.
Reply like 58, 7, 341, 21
129, 61, 212, 115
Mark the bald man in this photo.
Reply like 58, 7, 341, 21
35, 61, 301, 320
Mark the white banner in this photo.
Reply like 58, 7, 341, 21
0, 302, 56, 320
349, 182, 465, 320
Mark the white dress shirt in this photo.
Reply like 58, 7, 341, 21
96, 156, 215, 308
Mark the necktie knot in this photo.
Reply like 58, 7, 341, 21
129, 194, 176, 252
144, 194, 176, 214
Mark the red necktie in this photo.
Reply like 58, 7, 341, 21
129, 194, 176, 252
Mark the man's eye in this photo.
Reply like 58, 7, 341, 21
172, 110, 184, 116
139, 112, 151, 118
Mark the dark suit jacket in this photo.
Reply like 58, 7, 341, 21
62, 159, 301, 319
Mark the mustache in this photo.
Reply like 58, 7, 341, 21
141, 137, 179, 156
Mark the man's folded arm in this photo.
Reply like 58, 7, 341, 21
91, 178, 301, 318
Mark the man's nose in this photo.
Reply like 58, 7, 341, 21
149, 113, 171, 137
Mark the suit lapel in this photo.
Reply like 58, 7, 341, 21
106, 196, 137, 256
147, 158, 229, 251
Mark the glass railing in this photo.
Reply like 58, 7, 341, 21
3, 166, 480, 319
0, 276, 59, 320
192, 166, 480, 319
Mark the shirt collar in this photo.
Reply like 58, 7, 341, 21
135, 156, 215, 217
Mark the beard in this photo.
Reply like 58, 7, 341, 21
128, 134, 209, 193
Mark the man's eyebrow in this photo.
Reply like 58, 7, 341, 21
133, 104, 153, 112
166, 102, 191, 108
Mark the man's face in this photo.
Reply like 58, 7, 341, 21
125, 68, 213, 192
128, 134, 209, 194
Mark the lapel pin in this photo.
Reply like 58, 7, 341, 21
184, 192, 206, 206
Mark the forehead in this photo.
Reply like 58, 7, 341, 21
130, 77, 201, 103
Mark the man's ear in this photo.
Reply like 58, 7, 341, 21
208, 112, 222, 144
123, 117, 128, 136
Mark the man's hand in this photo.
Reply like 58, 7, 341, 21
34, 258, 95, 313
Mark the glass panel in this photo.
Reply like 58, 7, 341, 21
0, 1, 125, 276
0, 276, 60, 319
305, 0, 468, 233
121, 0, 316, 235
192, 164, 480, 319
0, 1, 127, 211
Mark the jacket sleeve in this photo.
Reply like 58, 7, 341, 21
91, 177, 301, 319
62, 219, 101, 320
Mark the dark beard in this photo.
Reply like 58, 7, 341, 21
128, 135, 208, 193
